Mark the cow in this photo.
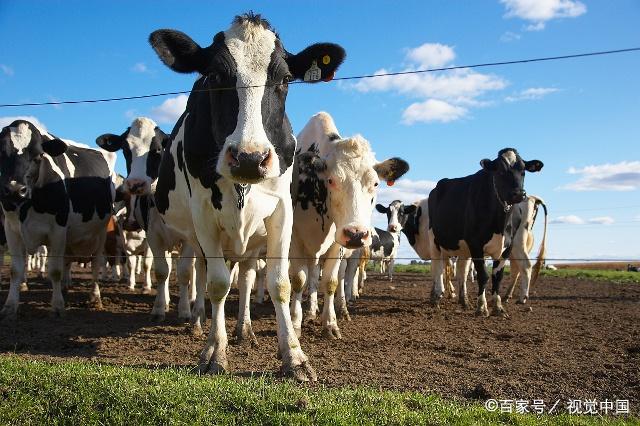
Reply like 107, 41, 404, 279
376, 199, 462, 301
96, 117, 196, 323
289, 112, 409, 339
428, 148, 543, 316
369, 227, 400, 281
0, 120, 115, 319
502, 195, 548, 304
146, 13, 346, 380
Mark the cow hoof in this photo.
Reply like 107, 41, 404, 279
449, 292, 457, 300
19, 282, 29, 292
51, 307, 66, 318
190, 322, 203, 337
199, 359, 228, 375
336, 308, 351, 321
492, 307, 509, 318
141, 287, 152, 295
304, 311, 317, 322
459, 297, 470, 309
150, 312, 166, 322
281, 360, 317, 383
430, 292, 443, 307
516, 298, 527, 305
178, 314, 192, 323
475, 307, 489, 318
234, 323, 258, 347
322, 325, 342, 340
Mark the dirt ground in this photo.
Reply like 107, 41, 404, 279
1, 267, 639, 408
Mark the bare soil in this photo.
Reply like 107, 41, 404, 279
1, 267, 639, 407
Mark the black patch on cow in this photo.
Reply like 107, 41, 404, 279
295, 148, 328, 231
155, 134, 176, 214
0, 218, 5, 246
139, 195, 151, 231
402, 206, 421, 247
328, 133, 340, 141
371, 227, 395, 257
176, 140, 192, 197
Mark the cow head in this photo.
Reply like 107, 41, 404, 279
299, 137, 409, 248
149, 13, 346, 184
376, 200, 417, 233
96, 117, 169, 195
0, 120, 69, 209
480, 148, 543, 207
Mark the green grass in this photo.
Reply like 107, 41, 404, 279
0, 357, 633, 425
371, 263, 640, 284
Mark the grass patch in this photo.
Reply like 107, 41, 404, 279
0, 356, 633, 425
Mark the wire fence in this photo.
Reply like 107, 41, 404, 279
1, 47, 639, 108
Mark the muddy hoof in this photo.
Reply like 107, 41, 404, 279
150, 312, 166, 323
304, 313, 317, 324
50, 308, 65, 318
141, 288, 153, 295
198, 360, 228, 375
190, 323, 203, 337
19, 283, 29, 292
281, 360, 317, 382
322, 325, 342, 340
491, 308, 509, 318
234, 325, 258, 347
459, 298, 470, 309
515, 298, 527, 305
475, 308, 489, 318
336, 308, 351, 321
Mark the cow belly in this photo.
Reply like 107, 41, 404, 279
483, 233, 505, 259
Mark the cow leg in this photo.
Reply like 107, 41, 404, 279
176, 246, 195, 322
189, 263, 197, 304
305, 262, 320, 321
490, 259, 508, 317
127, 254, 138, 290
190, 255, 207, 336
46, 236, 67, 317
289, 258, 308, 338
344, 254, 358, 302
335, 257, 350, 321
388, 258, 395, 282
254, 259, 267, 304
1, 225, 27, 320
472, 254, 490, 317
235, 259, 257, 345
142, 246, 153, 294
430, 255, 446, 306
512, 253, 532, 305
320, 243, 343, 339
264, 195, 315, 382
61, 261, 71, 294
504, 258, 520, 303
150, 250, 173, 321
457, 258, 471, 308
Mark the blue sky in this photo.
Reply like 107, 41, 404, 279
1, 1, 639, 262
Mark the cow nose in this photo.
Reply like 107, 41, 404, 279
229, 148, 271, 181
126, 179, 146, 195
388, 225, 399, 233
510, 189, 526, 202
343, 227, 370, 248
1, 183, 28, 199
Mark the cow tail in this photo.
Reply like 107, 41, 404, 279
530, 197, 548, 287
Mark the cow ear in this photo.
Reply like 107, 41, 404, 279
287, 43, 346, 83
480, 159, 497, 171
154, 127, 171, 149
403, 205, 418, 215
41, 138, 67, 157
375, 204, 388, 214
373, 157, 409, 183
96, 134, 123, 152
525, 160, 544, 172
149, 29, 210, 74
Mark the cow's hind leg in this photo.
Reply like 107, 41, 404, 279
1, 227, 27, 321
190, 255, 207, 336
305, 263, 320, 321
235, 258, 258, 345
335, 257, 351, 321
320, 244, 343, 339
89, 252, 105, 310
150, 251, 173, 321
176, 248, 195, 322
289, 258, 308, 338
472, 254, 490, 317
430, 255, 446, 306
490, 259, 508, 317
456, 258, 471, 308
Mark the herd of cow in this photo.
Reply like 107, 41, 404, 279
0, 13, 548, 381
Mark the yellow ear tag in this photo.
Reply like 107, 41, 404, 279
322, 55, 331, 65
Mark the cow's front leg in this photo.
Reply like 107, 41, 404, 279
150, 250, 172, 321
190, 255, 207, 336
472, 253, 490, 317
1, 226, 26, 320
142, 246, 153, 294
127, 254, 138, 290
490, 259, 508, 317
430, 256, 446, 306
335, 257, 350, 321
305, 263, 320, 321
90, 251, 105, 310
320, 243, 344, 339
265, 195, 316, 382
46, 237, 67, 317
235, 258, 257, 345
344, 254, 358, 302
289, 257, 308, 338
456, 258, 471, 308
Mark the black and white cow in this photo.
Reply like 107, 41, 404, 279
428, 148, 543, 316
290, 112, 409, 339
147, 13, 346, 380
369, 226, 400, 281
97, 117, 196, 324
0, 120, 115, 319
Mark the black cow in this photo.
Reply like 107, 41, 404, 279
369, 227, 400, 281
148, 12, 345, 381
0, 120, 115, 319
428, 148, 543, 316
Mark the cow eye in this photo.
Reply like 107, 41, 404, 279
283, 74, 294, 84
327, 178, 333, 185
374, 182, 379, 187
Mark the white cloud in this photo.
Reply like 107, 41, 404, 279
500, 31, 522, 42
131, 62, 149, 73
402, 99, 467, 124
550, 215, 585, 225
0, 64, 14, 76
501, 0, 587, 31
150, 94, 188, 124
0, 116, 48, 133
587, 216, 615, 225
505, 87, 559, 102
352, 43, 507, 124
376, 178, 436, 207
405, 43, 455, 69
560, 161, 640, 191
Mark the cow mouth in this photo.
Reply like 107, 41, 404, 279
123, 220, 142, 232
228, 149, 272, 183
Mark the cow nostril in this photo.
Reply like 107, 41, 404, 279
18, 186, 28, 197
259, 150, 270, 169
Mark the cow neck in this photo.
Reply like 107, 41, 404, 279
492, 174, 512, 213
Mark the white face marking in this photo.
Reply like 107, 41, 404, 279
501, 150, 517, 166
217, 21, 279, 180
9, 123, 32, 155
387, 202, 402, 232
127, 117, 158, 182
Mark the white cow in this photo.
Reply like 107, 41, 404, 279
290, 112, 409, 339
